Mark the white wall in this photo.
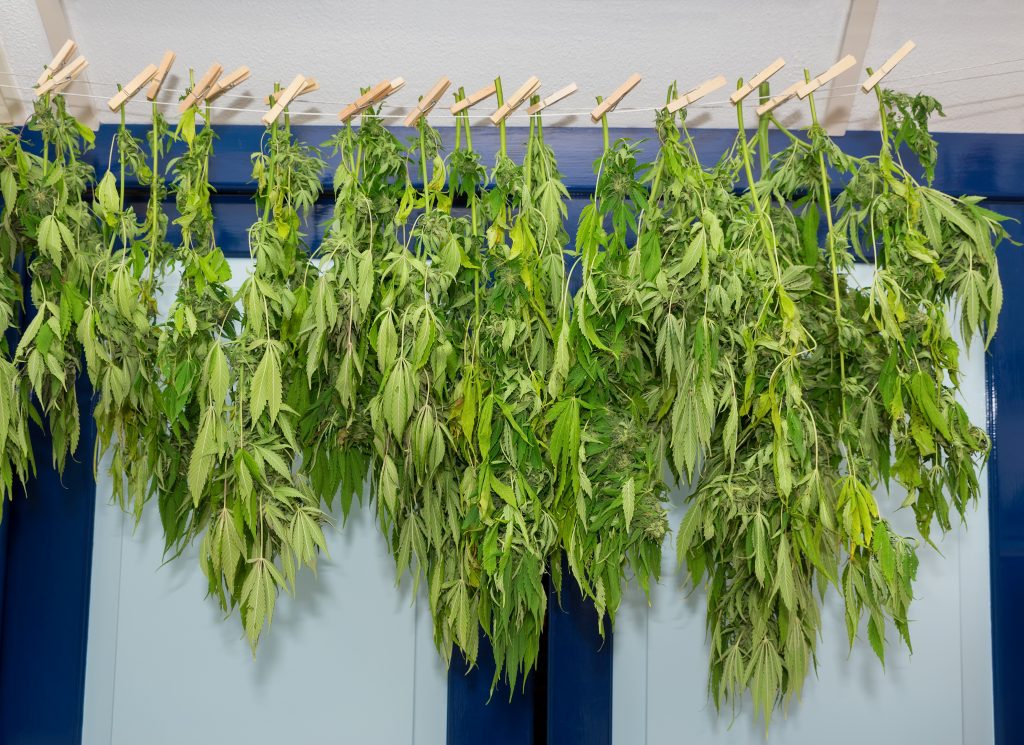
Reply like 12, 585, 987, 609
613, 265, 994, 744
82, 259, 448, 745
1, 1, 1022, 132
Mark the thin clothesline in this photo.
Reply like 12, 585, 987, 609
91, 53, 1024, 98
1, 57, 1022, 122
2, 72, 1019, 122
6, 57, 1024, 115
6, 53, 1024, 104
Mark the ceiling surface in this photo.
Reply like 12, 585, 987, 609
0, 0, 1021, 133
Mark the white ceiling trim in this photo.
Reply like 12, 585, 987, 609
824, 0, 878, 136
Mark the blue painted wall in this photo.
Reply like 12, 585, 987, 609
982, 199, 1024, 745
0, 369, 96, 745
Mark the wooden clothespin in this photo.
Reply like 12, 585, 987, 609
359, 79, 393, 105
262, 74, 311, 125
146, 50, 176, 101
590, 73, 641, 123
862, 41, 916, 93
489, 76, 540, 124
666, 75, 726, 113
755, 81, 803, 116
798, 55, 857, 99
205, 66, 251, 104
369, 77, 405, 110
730, 59, 785, 104
178, 63, 223, 112
403, 77, 452, 127
36, 39, 77, 87
45, 56, 88, 95
265, 78, 318, 105
526, 83, 578, 115
451, 82, 497, 114
339, 78, 393, 123
107, 63, 158, 111
37, 55, 88, 96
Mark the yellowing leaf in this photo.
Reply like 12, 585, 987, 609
188, 407, 220, 506
622, 477, 635, 531
250, 345, 282, 423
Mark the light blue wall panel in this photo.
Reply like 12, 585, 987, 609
613, 265, 994, 745
82, 259, 448, 745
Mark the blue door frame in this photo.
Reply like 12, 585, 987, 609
0, 124, 1022, 745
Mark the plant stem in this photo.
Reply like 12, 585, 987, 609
756, 81, 771, 177
599, 96, 610, 153
805, 72, 849, 427
463, 113, 482, 434
148, 103, 160, 288
494, 78, 506, 158
767, 116, 809, 147
263, 86, 279, 224
454, 92, 463, 152
118, 101, 126, 211
41, 96, 50, 177
735, 93, 782, 283
866, 67, 892, 268
866, 67, 891, 159
419, 123, 430, 216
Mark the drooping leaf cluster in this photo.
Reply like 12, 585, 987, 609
664, 85, 1005, 723
0, 77, 1008, 723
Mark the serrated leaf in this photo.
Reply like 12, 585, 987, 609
377, 312, 397, 373
188, 407, 219, 506
622, 476, 635, 531
383, 358, 414, 439
38, 214, 63, 263
1, 169, 17, 216
206, 343, 230, 406
251, 345, 282, 423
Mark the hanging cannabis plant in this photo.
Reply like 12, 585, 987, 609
0, 70, 1008, 728
669, 78, 1005, 723
565, 110, 668, 626
299, 113, 402, 515
0, 127, 35, 513
81, 97, 173, 519
453, 86, 560, 685
15, 94, 99, 471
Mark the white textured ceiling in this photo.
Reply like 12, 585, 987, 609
0, 0, 1021, 132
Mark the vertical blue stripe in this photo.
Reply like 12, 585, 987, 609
547, 565, 612, 745
447, 633, 536, 745
0, 497, 7, 640
983, 201, 1024, 745
541, 198, 614, 745
0, 370, 96, 745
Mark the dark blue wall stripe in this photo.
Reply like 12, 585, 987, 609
0, 498, 8, 641
981, 199, 1024, 745
0, 371, 97, 745
446, 634, 537, 745
94, 125, 1024, 199
547, 559, 612, 745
